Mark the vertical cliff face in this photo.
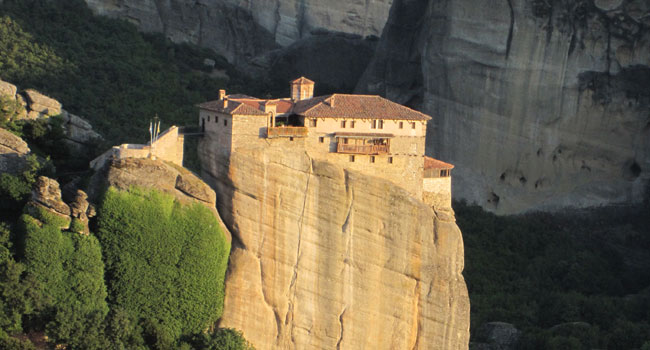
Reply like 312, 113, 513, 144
83, 0, 392, 65
358, 0, 650, 214
199, 141, 470, 349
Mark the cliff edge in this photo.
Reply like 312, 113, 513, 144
199, 142, 470, 349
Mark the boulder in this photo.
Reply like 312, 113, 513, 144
69, 189, 91, 234
0, 79, 17, 99
0, 128, 30, 175
27, 176, 71, 229
23, 89, 62, 117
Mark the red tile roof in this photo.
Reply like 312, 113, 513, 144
198, 93, 432, 121
424, 156, 454, 170
294, 94, 431, 121
291, 77, 315, 84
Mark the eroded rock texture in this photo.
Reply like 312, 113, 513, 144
199, 143, 469, 349
358, 0, 650, 214
83, 0, 391, 65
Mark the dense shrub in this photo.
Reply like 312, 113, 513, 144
95, 187, 230, 341
21, 207, 108, 349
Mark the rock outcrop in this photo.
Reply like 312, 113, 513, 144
0, 78, 103, 152
25, 176, 72, 229
83, 0, 391, 66
87, 157, 231, 240
358, 0, 650, 214
199, 142, 470, 349
0, 127, 30, 175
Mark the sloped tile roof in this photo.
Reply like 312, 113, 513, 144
198, 93, 432, 121
294, 94, 431, 121
291, 76, 315, 84
424, 156, 454, 170
196, 99, 267, 116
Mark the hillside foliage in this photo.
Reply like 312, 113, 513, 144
457, 201, 650, 349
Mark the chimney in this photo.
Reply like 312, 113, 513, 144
219, 89, 226, 100
223, 97, 228, 109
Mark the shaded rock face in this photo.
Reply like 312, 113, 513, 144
83, 0, 391, 66
0, 128, 30, 175
258, 31, 379, 93
358, 0, 650, 214
199, 143, 470, 349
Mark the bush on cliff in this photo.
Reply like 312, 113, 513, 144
95, 187, 230, 343
20, 206, 109, 349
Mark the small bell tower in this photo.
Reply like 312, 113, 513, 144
290, 77, 315, 101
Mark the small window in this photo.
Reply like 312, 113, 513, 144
399, 121, 403, 129
370, 156, 375, 163
388, 157, 393, 164
343, 138, 349, 145
411, 122, 416, 129
290, 137, 294, 141
224, 119, 228, 126
378, 120, 384, 129
207, 116, 210, 122
349, 155, 355, 162
319, 137, 324, 143
310, 119, 317, 127
350, 121, 355, 128
371, 120, 377, 129
341, 120, 346, 128
215, 117, 219, 123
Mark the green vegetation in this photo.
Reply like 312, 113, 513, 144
21, 206, 108, 349
457, 201, 650, 349
96, 187, 230, 345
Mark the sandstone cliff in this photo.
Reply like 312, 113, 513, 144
199, 141, 470, 349
83, 0, 391, 65
358, 0, 650, 214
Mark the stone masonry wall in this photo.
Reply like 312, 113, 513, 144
423, 176, 452, 210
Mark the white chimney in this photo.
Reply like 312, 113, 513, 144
223, 97, 228, 108
219, 89, 226, 100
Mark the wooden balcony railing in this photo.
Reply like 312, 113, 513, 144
267, 126, 308, 138
336, 143, 389, 155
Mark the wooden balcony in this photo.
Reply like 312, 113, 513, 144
336, 143, 389, 155
267, 126, 308, 138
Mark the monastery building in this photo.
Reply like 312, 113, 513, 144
197, 77, 454, 209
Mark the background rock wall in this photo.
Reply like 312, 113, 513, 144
83, 0, 391, 66
198, 142, 470, 349
358, 0, 650, 214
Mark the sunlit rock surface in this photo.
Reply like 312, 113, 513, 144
199, 140, 470, 349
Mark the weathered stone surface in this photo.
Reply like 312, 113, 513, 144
83, 0, 391, 65
61, 111, 103, 148
358, 0, 650, 214
69, 190, 91, 234
0, 79, 17, 99
23, 89, 62, 117
28, 177, 72, 226
0, 127, 30, 175
199, 142, 470, 349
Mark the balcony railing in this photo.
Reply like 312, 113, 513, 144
267, 126, 308, 138
336, 144, 389, 155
